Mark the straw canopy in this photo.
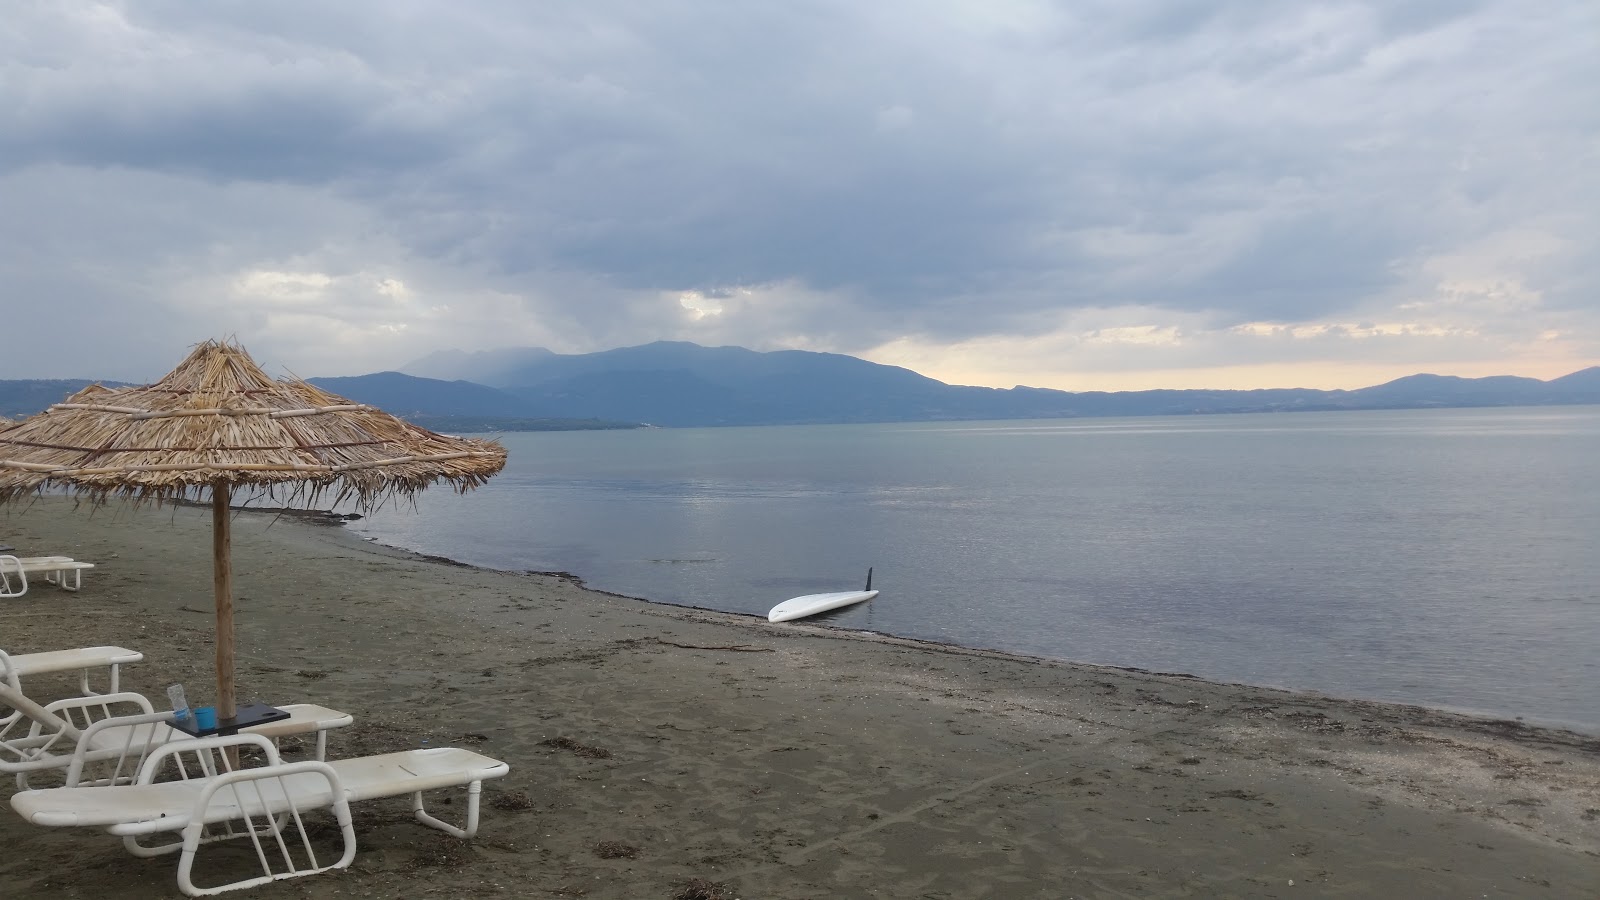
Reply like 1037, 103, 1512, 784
0, 339, 507, 722
0, 340, 506, 507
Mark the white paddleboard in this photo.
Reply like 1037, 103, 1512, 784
768, 569, 878, 623
767, 589, 877, 623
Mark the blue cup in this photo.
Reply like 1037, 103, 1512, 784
193, 706, 217, 730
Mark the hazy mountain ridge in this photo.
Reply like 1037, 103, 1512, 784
3, 343, 1597, 427
0, 380, 134, 419
308, 372, 536, 418
402, 341, 1600, 426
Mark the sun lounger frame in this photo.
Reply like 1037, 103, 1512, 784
1, 686, 355, 790
12, 731, 509, 896
0, 555, 96, 596
0, 645, 143, 699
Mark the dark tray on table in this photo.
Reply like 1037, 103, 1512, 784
168, 701, 290, 737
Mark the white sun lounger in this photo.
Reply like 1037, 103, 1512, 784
0, 645, 143, 698
0, 686, 355, 790
0, 555, 97, 596
10, 732, 510, 896
63, 702, 356, 775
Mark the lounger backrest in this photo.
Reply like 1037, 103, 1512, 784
2, 689, 167, 788
48, 702, 171, 789
39, 691, 156, 732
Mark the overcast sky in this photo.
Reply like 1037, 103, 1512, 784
2, 1, 1595, 390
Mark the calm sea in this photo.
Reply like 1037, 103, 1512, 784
350, 407, 1600, 733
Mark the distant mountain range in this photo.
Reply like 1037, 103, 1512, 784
0, 379, 135, 420
3, 342, 1598, 428
357, 342, 1600, 427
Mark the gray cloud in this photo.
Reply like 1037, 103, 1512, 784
0, 0, 1594, 386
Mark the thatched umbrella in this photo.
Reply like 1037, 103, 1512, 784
0, 340, 507, 720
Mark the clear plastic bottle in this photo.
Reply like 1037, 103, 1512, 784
167, 683, 190, 720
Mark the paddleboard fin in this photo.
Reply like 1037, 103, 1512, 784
865, 567, 873, 591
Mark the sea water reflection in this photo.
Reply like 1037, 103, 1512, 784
351, 407, 1600, 732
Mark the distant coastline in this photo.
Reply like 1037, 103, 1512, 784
401, 414, 644, 433
4, 341, 1598, 427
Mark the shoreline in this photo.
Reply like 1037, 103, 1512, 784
2, 496, 1597, 898
334, 513, 1600, 739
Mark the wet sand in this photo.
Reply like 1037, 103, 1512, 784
2, 496, 1597, 898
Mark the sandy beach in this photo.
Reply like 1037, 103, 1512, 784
2, 496, 1597, 899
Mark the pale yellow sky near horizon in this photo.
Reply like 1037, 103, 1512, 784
869, 352, 1600, 393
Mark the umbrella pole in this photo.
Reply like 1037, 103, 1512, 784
213, 483, 237, 721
